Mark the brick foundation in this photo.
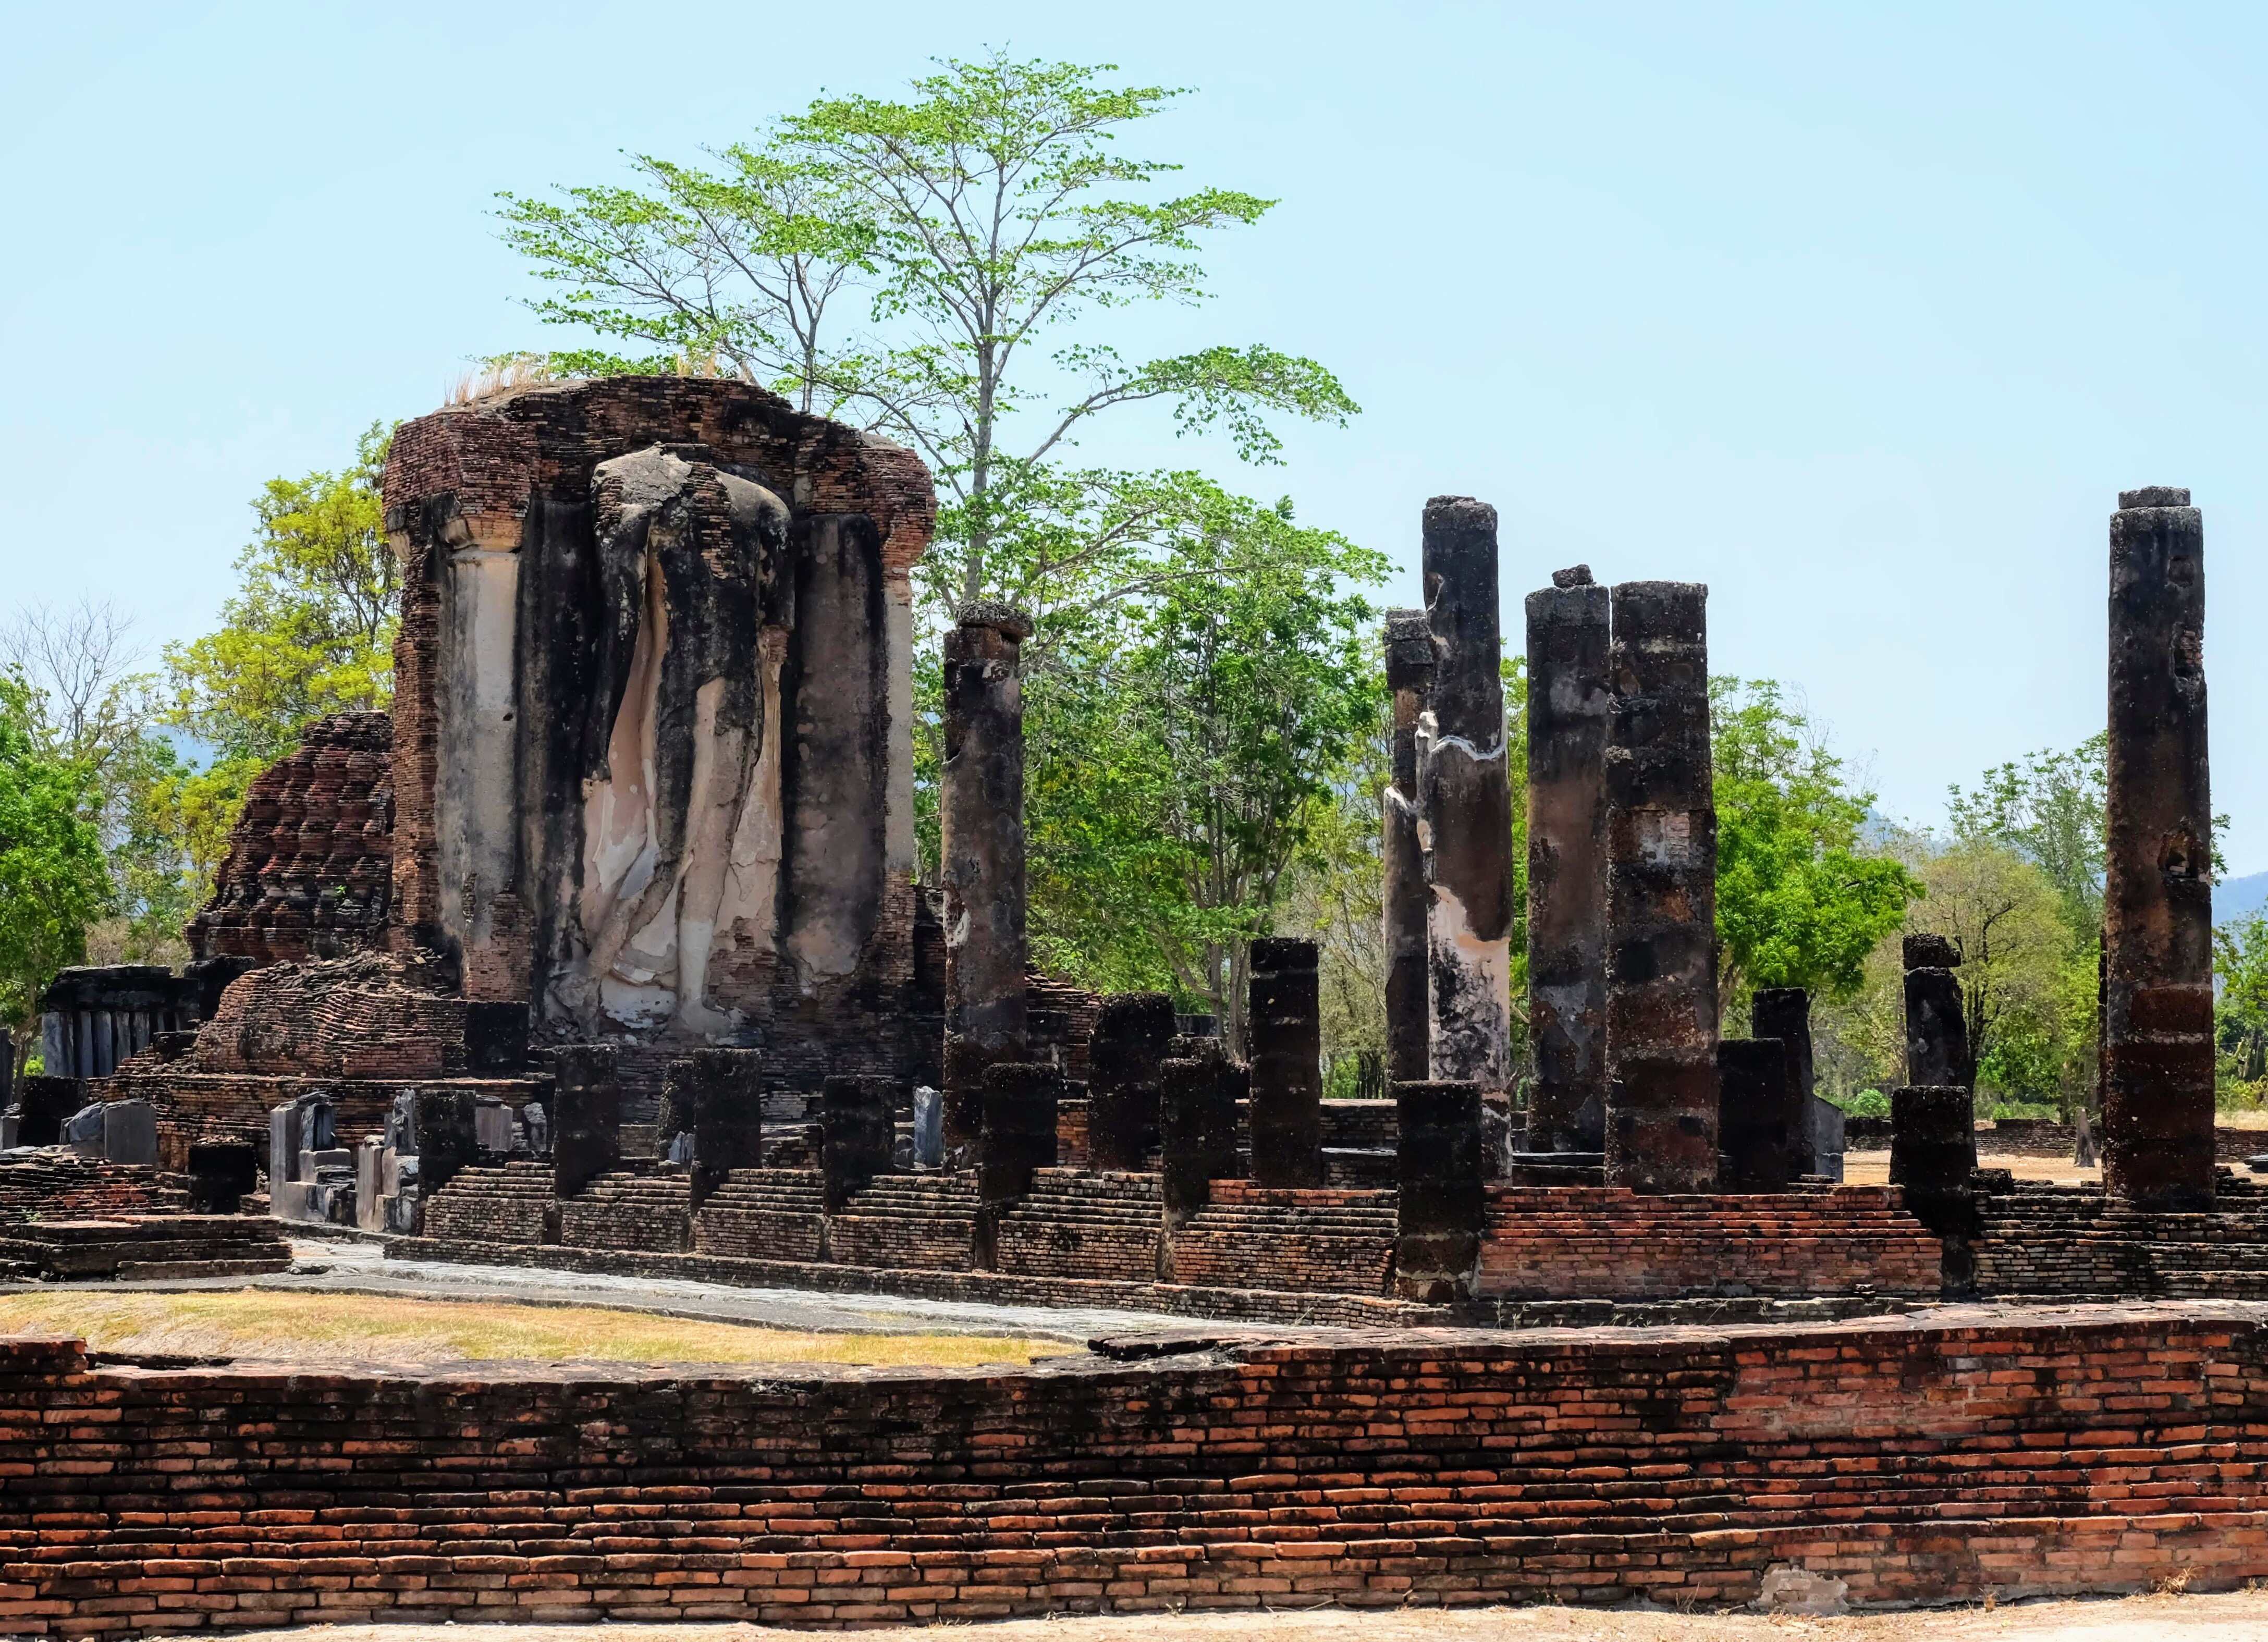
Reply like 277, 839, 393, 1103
6, 1303, 2268, 1631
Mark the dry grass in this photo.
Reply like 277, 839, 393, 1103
1843, 1150, 2103, 1187
0, 1291, 1040, 1370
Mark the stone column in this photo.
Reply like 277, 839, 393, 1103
552, 1045, 621, 1198
1603, 582, 1719, 1192
2103, 486, 2215, 1209
976, 1063, 1059, 1265
821, 1074, 896, 1212
1393, 1079, 1485, 1302
1903, 935, 1971, 1088
412, 1088, 477, 1200
1248, 938, 1323, 1187
1525, 565, 1612, 1151
685, 1048, 763, 1213
1416, 497, 1515, 1094
1751, 987, 1817, 1174
1382, 609, 1436, 1084
1891, 1083, 1978, 1243
940, 603, 1033, 1161
1087, 992, 1174, 1170
1159, 1044, 1241, 1268
1717, 1038, 1798, 1192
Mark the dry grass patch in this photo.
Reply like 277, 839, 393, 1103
0, 1290, 1042, 1369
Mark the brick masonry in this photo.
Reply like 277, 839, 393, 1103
7, 1303, 2268, 1630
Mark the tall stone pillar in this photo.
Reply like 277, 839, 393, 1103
820, 1075, 897, 1212
1903, 935, 1971, 1088
976, 1063, 1060, 1265
1751, 987, 1817, 1174
1525, 565, 1611, 1151
1393, 1079, 1485, 1302
1159, 1044, 1241, 1260
1602, 582, 1719, 1193
1087, 992, 1174, 1170
1717, 1038, 1798, 1192
1248, 938, 1323, 1186
1416, 497, 1516, 1095
940, 603, 1034, 1162
2103, 486, 2215, 1209
1891, 1083, 1978, 1247
685, 1048, 763, 1213
1382, 609, 1435, 1084
552, 1045, 621, 1198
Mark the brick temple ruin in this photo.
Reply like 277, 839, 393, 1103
7, 386, 2267, 1619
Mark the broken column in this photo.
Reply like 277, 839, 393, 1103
685, 1048, 763, 1213
1416, 497, 1516, 1096
2103, 486, 2215, 1209
1603, 582, 1719, 1192
1716, 1038, 1799, 1192
1159, 1043, 1241, 1259
551, 1045, 621, 1198
940, 603, 1034, 1162
821, 1074, 897, 1212
1891, 1083, 1979, 1270
412, 1088, 477, 1199
1394, 1079, 1485, 1302
1751, 987, 1820, 1175
1248, 938, 1323, 1187
1525, 565, 1612, 1152
1087, 992, 1174, 1170
1382, 609, 1435, 1084
1903, 935, 1971, 1088
976, 1062, 1060, 1265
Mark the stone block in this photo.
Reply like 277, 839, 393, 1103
99, 1099, 157, 1166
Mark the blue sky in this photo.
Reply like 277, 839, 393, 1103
5, 3, 2265, 866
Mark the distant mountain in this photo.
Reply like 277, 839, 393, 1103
2221, 872, 2268, 927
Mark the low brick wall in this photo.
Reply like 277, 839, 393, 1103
6, 1303, 2268, 1631
1477, 1186, 1944, 1299
108, 1071, 538, 1171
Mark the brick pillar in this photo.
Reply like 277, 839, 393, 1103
1088, 992, 1174, 1169
1394, 1079, 1484, 1302
1891, 1083, 1978, 1243
977, 1063, 1059, 1266
1416, 497, 1515, 1095
1160, 1045, 1241, 1261
1902, 935, 1971, 1088
1525, 565, 1611, 1151
1603, 581, 1719, 1192
1717, 1038, 1798, 1192
941, 603, 1033, 1163
2103, 486, 2215, 1209
412, 1088, 477, 1199
1382, 609, 1435, 1084
821, 1075, 897, 1212
1248, 938, 1323, 1187
1751, 987, 1817, 1174
551, 1045, 621, 1198
686, 1048, 762, 1213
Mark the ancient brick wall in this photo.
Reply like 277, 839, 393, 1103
187, 713, 395, 965
5, 1306, 2267, 1631
1476, 1186, 1943, 1299
0, 1155, 185, 1224
1166, 1182, 1397, 1295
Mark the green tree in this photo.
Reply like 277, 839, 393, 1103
0, 672, 110, 1060
1020, 488, 1384, 1046
1710, 679, 1921, 1016
500, 53, 1357, 616
2216, 910, 2268, 1102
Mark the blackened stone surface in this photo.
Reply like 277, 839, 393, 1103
552, 1046, 621, 1198
1087, 993, 1174, 1170
1750, 987, 1817, 1174
463, 1001, 530, 1075
1416, 499, 1515, 1094
1396, 1079, 1484, 1302
978, 1063, 1059, 1209
1248, 938, 1322, 1187
1903, 942, 1972, 1090
187, 1141, 260, 1214
1603, 581, 1718, 1193
687, 1048, 763, 1212
1525, 574, 1611, 1151
1382, 609, 1435, 1084
14, 1077, 78, 1148
1717, 1037, 1799, 1192
1161, 1047, 1241, 1237
2104, 489, 2214, 1209
821, 1074, 896, 1211
1891, 1083, 1978, 1240
413, 1088, 478, 1199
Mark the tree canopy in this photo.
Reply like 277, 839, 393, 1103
0, 672, 109, 1050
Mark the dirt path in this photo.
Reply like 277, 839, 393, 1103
222, 1590, 2268, 1641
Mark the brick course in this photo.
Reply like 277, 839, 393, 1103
5, 1304, 2268, 1630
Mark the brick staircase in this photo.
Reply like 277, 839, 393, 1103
692, 1169, 827, 1261
994, 1169, 1162, 1281
421, 1160, 553, 1246
1476, 1186, 1943, 1299
1168, 1182, 1397, 1295
827, 1173, 981, 1271
0, 1154, 186, 1223
0, 1214, 292, 1280
1974, 1179, 2268, 1298
558, 1170, 690, 1253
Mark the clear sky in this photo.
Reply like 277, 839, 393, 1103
4, 4, 2264, 865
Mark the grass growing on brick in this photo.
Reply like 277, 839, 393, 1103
0, 1290, 1041, 1367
